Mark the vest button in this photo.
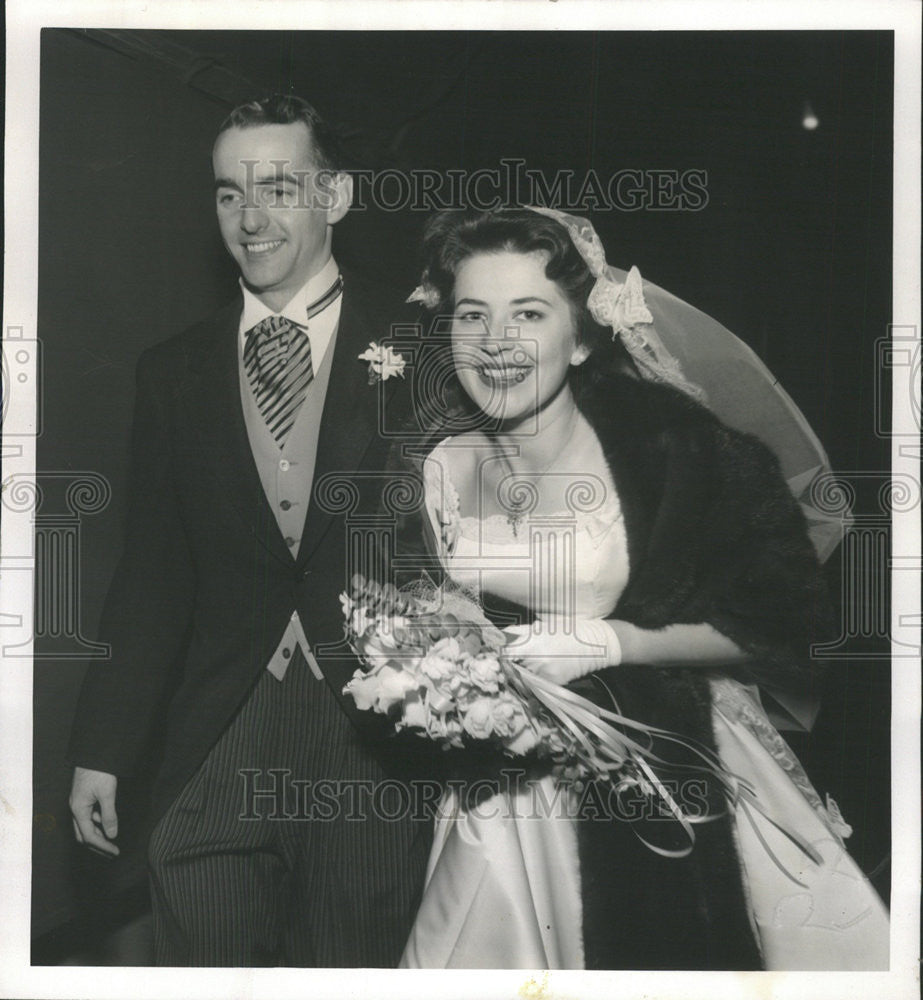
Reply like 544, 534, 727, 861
285, 536, 296, 547
282, 647, 292, 660
280, 500, 292, 511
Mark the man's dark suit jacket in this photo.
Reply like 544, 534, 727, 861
68, 268, 418, 822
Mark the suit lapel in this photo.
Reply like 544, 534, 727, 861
185, 298, 294, 568
296, 288, 396, 566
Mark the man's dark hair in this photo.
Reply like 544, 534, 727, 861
217, 94, 345, 172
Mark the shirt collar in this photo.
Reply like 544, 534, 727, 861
238, 256, 341, 339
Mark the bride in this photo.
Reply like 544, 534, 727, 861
391, 207, 889, 970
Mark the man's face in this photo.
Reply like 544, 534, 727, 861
212, 122, 351, 311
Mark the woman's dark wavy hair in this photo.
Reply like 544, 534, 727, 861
421, 208, 610, 349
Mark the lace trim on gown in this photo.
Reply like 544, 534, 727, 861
710, 676, 853, 843
422, 441, 461, 558
423, 437, 624, 553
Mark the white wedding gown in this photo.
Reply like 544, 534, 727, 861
399, 440, 889, 970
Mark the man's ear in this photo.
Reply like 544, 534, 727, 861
324, 172, 353, 225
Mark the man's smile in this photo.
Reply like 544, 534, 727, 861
242, 239, 285, 256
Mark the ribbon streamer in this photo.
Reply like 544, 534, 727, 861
345, 575, 826, 880
509, 661, 824, 877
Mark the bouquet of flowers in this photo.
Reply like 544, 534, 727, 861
341, 574, 575, 765
342, 574, 705, 788
341, 573, 827, 875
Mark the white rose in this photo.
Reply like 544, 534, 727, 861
350, 607, 373, 639
461, 697, 496, 740
375, 665, 418, 711
401, 695, 428, 730
419, 637, 462, 681
343, 673, 380, 712
467, 653, 501, 694
489, 694, 528, 739
424, 682, 454, 715
505, 724, 541, 755
447, 671, 476, 702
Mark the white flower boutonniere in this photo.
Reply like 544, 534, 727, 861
358, 342, 406, 384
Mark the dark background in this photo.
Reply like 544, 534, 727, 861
33, 28, 893, 963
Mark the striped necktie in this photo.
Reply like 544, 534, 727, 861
243, 275, 344, 446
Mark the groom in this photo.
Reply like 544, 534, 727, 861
68, 94, 430, 966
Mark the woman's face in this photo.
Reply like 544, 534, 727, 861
450, 250, 588, 425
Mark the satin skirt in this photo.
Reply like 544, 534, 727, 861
399, 776, 584, 969
401, 683, 889, 970
712, 688, 890, 970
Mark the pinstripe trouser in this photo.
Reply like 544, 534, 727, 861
147, 649, 431, 966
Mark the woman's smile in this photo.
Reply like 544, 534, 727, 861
476, 364, 531, 386
474, 352, 534, 386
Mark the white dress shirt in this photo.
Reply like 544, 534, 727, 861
238, 255, 342, 367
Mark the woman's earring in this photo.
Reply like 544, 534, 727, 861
571, 344, 591, 366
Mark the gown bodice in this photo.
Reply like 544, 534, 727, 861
423, 437, 631, 619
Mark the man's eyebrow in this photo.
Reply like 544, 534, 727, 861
214, 171, 304, 191
255, 169, 303, 185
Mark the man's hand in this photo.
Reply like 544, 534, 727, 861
70, 767, 120, 857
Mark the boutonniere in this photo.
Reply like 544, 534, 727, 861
358, 342, 406, 384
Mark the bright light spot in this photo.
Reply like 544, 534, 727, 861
802, 101, 820, 131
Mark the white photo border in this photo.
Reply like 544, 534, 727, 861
2, 2, 919, 998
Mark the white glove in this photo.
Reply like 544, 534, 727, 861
504, 616, 622, 686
